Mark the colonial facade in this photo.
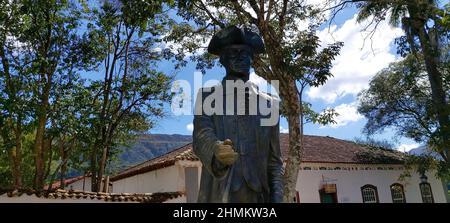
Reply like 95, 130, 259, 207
109, 134, 449, 203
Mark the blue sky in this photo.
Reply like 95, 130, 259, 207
132, 2, 420, 152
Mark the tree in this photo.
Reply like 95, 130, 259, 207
1, 0, 108, 190
358, 54, 450, 178
1, 0, 175, 191
86, 0, 173, 192
170, 0, 342, 202
15, 0, 106, 190
0, 0, 33, 189
332, 0, 450, 177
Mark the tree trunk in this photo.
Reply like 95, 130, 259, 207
60, 149, 68, 189
8, 145, 22, 189
33, 116, 46, 190
97, 144, 109, 192
33, 75, 51, 190
12, 123, 23, 188
411, 15, 450, 161
0, 39, 22, 189
280, 79, 303, 203
90, 144, 98, 192
44, 138, 53, 183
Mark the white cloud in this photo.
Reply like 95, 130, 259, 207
398, 143, 420, 152
307, 14, 404, 104
323, 102, 363, 128
186, 123, 194, 132
280, 126, 289, 133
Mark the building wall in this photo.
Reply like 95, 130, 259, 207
112, 161, 201, 194
296, 163, 447, 203
111, 160, 201, 203
111, 161, 447, 203
65, 177, 91, 191
112, 165, 182, 193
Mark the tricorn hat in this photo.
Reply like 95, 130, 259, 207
207, 25, 265, 56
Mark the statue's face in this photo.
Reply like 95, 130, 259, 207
220, 44, 254, 78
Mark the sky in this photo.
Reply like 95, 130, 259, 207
143, 1, 421, 152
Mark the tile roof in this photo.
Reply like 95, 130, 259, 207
0, 188, 183, 203
111, 134, 406, 181
110, 143, 196, 181
44, 174, 112, 191
44, 175, 87, 190
286, 134, 406, 164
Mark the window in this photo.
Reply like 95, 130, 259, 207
361, 184, 379, 203
390, 183, 406, 203
420, 182, 434, 203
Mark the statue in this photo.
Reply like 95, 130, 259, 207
193, 25, 284, 203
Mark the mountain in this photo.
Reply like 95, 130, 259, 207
111, 134, 192, 172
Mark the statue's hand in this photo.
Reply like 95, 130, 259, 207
214, 139, 238, 166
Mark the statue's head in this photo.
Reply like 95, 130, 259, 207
208, 26, 265, 80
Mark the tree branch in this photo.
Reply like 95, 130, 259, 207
193, 0, 226, 28
230, 0, 258, 24
266, 0, 274, 21
278, 0, 288, 33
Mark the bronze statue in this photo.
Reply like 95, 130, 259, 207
193, 26, 284, 203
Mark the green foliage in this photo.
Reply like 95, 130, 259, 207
302, 102, 338, 126
81, 0, 174, 190
353, 137, 396, 150
343, 0, 450, 184
358, 53, 450, 177
283, 28, 343, 87
0, 0, 174, 189
168, 1, 342, 128
358, 54, 449, 153
401, 155, 437, 180
438, 3, 450, 28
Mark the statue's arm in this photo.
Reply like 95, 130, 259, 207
268, 121, 284, 203
192, 90, 228, 179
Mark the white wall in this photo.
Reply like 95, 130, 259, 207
112, 165, 182, 193
111, 161, 448, 203
296, 163, 447, 203
64, 177, 91, 191
112, 161, 201, 194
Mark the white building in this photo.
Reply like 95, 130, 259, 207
45, 175, 113, 193
110, 134, 449, 203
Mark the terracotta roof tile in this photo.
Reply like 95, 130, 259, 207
0, 188, 183, 203
44, 175, 87, 190
110, 143, 195, 181
111, 134, 406, 181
